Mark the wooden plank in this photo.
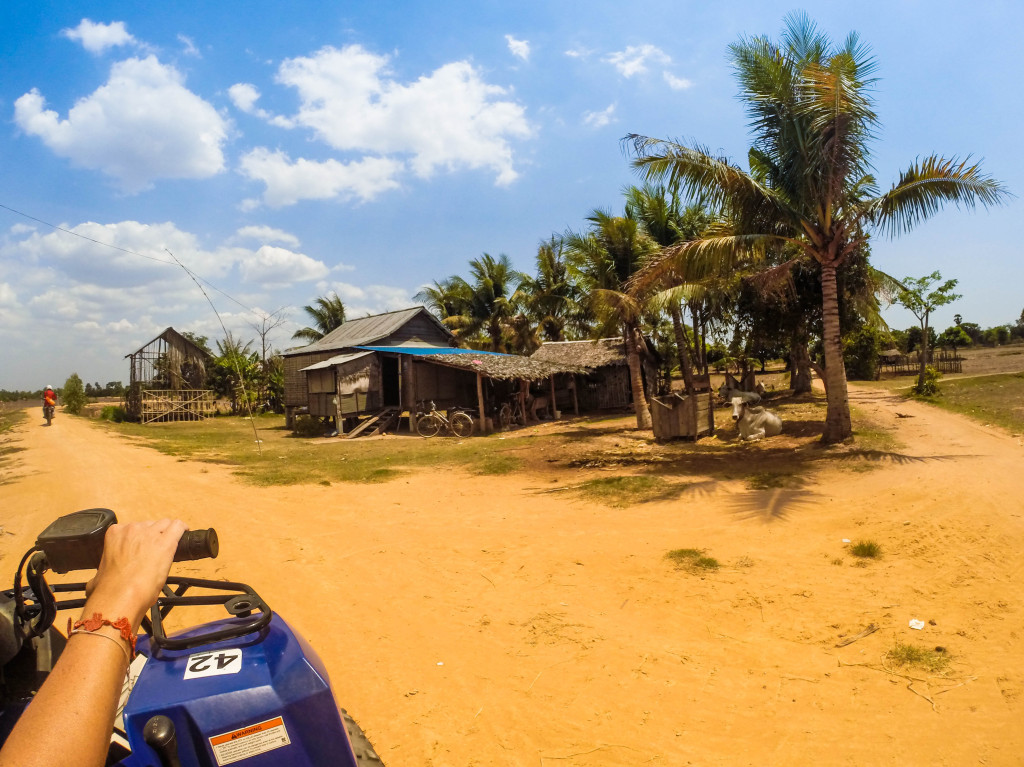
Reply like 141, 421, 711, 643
476, 372, 487, 435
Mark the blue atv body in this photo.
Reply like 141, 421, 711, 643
119, 615, 357, 766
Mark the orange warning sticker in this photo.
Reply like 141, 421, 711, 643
209, 716, 291, 765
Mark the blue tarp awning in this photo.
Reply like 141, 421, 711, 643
354, 346, 505, 357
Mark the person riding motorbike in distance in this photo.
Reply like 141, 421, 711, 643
42, 385, 57, 423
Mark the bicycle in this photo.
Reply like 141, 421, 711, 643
497, 395, 525, 430
415, 400, 474, 438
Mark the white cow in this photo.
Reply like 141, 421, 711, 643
718, 383, 761, 406
731, 397, 782, 441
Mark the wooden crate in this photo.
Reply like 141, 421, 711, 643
650, 391, 714, 440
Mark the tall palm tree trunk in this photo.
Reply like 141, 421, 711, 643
624, 324, 653, 429
820, 265, 852, 442
670, 304, 696, 395
789, 323, 813, 394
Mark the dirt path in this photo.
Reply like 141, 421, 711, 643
2, 390, 1024, 766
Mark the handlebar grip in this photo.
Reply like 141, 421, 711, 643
174, 529, 219, 562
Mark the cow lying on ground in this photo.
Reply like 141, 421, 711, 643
731, 397, 782, 441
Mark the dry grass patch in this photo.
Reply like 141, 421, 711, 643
568, 475, 683, 507
885, 638, 951, 674
666, 548, 721, 572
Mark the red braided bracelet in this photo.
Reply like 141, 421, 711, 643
67, 613, 137, 659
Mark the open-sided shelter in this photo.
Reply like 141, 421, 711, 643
125, 327, 214, 423
530, 338, 660, 413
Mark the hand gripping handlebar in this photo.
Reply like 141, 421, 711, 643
35, 509, 218, 573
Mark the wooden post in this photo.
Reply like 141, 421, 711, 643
549, 374, 559, 419
571, 375, 579, 416
476, 372, 487, 435
518, 379, 528, 424
405, 356, 417, 434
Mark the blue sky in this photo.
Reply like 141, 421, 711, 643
1, 1, 1020, 389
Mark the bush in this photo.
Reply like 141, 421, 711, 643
843, 326, 882, 380
100, 405, 127, 423
912, 366, 942, 396
292, 415, 329, 437
62, 373, 88, 415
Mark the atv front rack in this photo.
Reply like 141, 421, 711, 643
21, 576, 272, 651
146, 576, 273, 650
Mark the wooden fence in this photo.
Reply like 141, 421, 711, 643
140, 389, 215, 424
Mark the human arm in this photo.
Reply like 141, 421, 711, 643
0, 519, 186, 767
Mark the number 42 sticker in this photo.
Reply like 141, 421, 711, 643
184, 649, 243, 679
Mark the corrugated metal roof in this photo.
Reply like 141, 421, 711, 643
299, 350, 373, 372
283, 306, 452, 356
355, 345, 504, 356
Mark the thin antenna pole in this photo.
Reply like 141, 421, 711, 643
165, 249, 262, 456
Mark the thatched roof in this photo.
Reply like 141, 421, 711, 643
531, 338, 627, 369
416, 351, 584, 381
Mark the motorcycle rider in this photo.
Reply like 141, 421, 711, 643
42, 385, 57, 422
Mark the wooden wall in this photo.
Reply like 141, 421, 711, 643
284, 351, 335, 407
410, 361, 478, 410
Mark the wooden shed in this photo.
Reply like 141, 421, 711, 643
530, 338, 660, 413
282, 307, 456, 426
124, 327, 214, 423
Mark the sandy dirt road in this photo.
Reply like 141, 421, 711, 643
2, 386, 1024, 766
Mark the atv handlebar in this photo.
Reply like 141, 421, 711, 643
35, 509, 218, 574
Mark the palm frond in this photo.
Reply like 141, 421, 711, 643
869, 154, 1011, 237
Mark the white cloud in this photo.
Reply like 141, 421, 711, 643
663, 72, 693, 90
178, 34, 200, 57
0, 283, 16, 305
265, 45, 531, 188
237, 245, 329, 286
8, 223, 36, 236
238, 147, 404, 208
583, 104, 616, 129
605, 44, 671, 78
14, 56, 228, 192
505, 35, 530, 61
228, 83, 270, 119
331, 281, 414, 317
61, 19, 135, 54
232, 226, 301, 249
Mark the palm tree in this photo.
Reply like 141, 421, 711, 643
518, 236, 585, 343
565, 210, 656, 429
415, 276, 474, 338
627, 12, 1007, 442
465, 253, 522, 352
625, 184, 714, 394
291, 293, 347, 343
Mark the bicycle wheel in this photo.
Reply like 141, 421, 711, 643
416, 414, 441, 438
498, 403, 512, 430
450, 411, 474, 438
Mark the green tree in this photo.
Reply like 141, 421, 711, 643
62, 373, 87, 415
938, 325, 971, 355
565, 210, 657, 429
415, 276, 474, 334
625, 184, 712, 394
895, 271, 961, 393
292, 293, 347, 343
210, 333, 261, 414
627, 13, 1007, 442
518, 237, 585, 343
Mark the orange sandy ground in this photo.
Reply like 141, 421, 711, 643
2, 383, 1024, 766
